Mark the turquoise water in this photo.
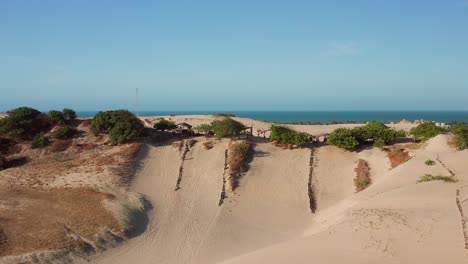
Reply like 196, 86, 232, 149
77, 111, 468, 123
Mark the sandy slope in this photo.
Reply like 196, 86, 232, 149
223, 135, 468, 264
87, 117, 468, 264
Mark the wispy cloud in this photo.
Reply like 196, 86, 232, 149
321, 41, 360, 57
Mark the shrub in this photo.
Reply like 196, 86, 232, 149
227, 140, 252, 191
387, 149, 410, 168
0, 107, 51, 138
417, 174, 457, 183
328, 128, 359, 150
48, 110, 65, 125
210, 117, 245, 139
329, 122, 405, 150
0, 154, 6, 170
354, 159, 371, 192
425, 159, 436, 166
154, 119, 177, 131
31, 133, 48, 149
269, 125, 311, 146
52, 125, 74, 139
92, 110, 144, 145
62, 108, 77, 121
450, 123, 468, 150
194, 124, 213, 134
410, 122, 445, 140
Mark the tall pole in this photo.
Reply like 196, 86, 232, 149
135, 87, 139, 117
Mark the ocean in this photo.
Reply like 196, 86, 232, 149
76, 110, 468, 124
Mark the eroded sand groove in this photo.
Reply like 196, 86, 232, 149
308, 146, 317, 213
175, 141, 191, 191
218, 149, 229, 206
456, 188, 468, 249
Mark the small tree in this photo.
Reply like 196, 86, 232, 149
0, 107, 51, 138
48, 110, 65, 125
328, 128, 360, 150
154, 120, 177, 131
62, 108, 77, 121
210, 118, 245, 139
92, 110, 144, 144
194, 124, 213, 134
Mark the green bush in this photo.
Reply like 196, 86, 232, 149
0, 107, 51, 138
154, 119, 177, 131
31, 133, 49, 149
48, 110, 65, 125
450, 123, 468, 150
210, 117, 245, 139
194, 124, 213, 134
52, 125, 74, 139
329, 122, 405, 150
269, 125, 311, 146
92, 110, 144, 145
425, 159, 436, 166
410, 122, 445, 140
62, 108, 77, 121
328, 128, 360, 150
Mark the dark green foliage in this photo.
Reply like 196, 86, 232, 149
31, 133, 49, 149
425, 159, 436, 166
48, 110, 65, 125
91, 110, 144, 145
329, 122, 405, 150
410, 122, 445, 140
269, 125, 311, 146
328, 128, 360, 150
62, 108, 77, 121
210, 118, 245, 139
154, 119, 177, 131
450, 123, 468, 150
52, 125, 74, 139
0, 107, 51, 138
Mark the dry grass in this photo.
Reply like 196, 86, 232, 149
354, 159, 371, 192
417, 174, 457, 183
0, 187, 121, 257
387, 149, 411, 168
203, 141, 214, 150
226, 140, 252, 191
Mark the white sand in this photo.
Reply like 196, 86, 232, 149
87, 116, 468, 264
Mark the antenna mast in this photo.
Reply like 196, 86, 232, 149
135, 88, 139, 117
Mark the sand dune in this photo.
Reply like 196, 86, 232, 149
86, 117, 468, 264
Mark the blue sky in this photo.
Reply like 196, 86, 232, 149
1, 0, 467, 111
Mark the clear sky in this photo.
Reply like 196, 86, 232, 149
1, 0, 467, 111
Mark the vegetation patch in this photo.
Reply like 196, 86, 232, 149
269, 125, 311, 147
52, 125, 74, 139
387, 149, 411, 168
154, 120, 177, 131
31, 134, 49, 149
410, 122, 445, 141
450, 123, 468, 150
92, 110, 144, 145
226, 140, 252, 191
329, 122, 405, 150
354, 159, 371, 192
0, 107, 52, 139
194, 118, 245, 139
203, 141, 214, 150
417, 174, 457, 183
425, 159, 436, 166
